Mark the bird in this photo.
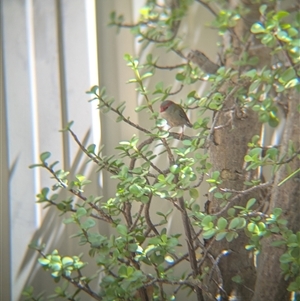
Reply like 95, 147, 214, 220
160, 100, 193, 139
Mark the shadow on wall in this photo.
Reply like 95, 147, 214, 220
19, 128, 106, 301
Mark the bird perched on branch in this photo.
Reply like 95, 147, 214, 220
160, 100, 193, 139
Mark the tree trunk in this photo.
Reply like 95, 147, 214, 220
203, 1, 277, 300
251, 91, 300, 301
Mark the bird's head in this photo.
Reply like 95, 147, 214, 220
160, 100, 174, 113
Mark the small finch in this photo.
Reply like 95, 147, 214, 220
160, 100, 193, 139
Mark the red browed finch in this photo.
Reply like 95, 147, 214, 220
160, 100, 193, 138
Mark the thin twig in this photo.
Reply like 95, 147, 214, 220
168, 84, 184, 95
214, 181, 273, 216
97, 95, 152, 135
153, 63, 187, 70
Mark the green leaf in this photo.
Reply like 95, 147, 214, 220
271, 240, 286, 247
232, 275, 243, 284
29, 163, 44, 169
279, 68, 296, 84
247, 222, 258, 233
244, 155, 253, 162
259, 4, 267, 16
38, 258, 50, 266
189, 188, 199, 199
287, 277, 300, 292
217, 217, 228, 230
227, 208, 236, 217
141, 72, 153, 80
62, 257, 74, 267
87, 144, 96, 153
279, 253, 293, 264
129, 184, 142, 196
82, 218, 96, 230
60, 121, 74, 132
76, 207, 87, 218
40, 152, 51, 162
214, 192, 223, 199
251, 22, 265, 33
268, 112, 279, 127
226, 231, 236, 242
203, 229, 216, 239
176, 73, 185, 81
246, 198, 256, 209
118, 265, 128, 278
170, 164, 180, 174
273, 207, 282, 217
216, 232, 227, 241
243, 69, 257, 79
278, 168, 300, 186
117, 224, 128, 236
202, 215, 212, 226
273, 11, 289, 21
285, 78, 300, 89
277, 31, 291, 42
229, 217, 240, 230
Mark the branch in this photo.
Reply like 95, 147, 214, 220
63, 274, 102, 301
153, 62, 187, 70
168, 84, 184, 95
276, 36, 298, 75
207, 85, 241, 145
276, 148, 300, 165
129, 203, 144, 232
68, 128, 119, 174
195, 0, 218, 17
97, 96, 152, 135
38, 251, 102, 300
177, 196, 203, 301
144, 196, 160, 236
42, 161, 114, 223
187, 50, 220, 74
214, 181, 273, 216
129, 137, 163, 174
70, 189, 115, 224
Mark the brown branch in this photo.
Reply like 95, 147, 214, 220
42, 161, 114, 223
276, 148, 300, 165
63, 274, 102, 301
97, 96, 152, 135
129, 137, 163, 174
68, 128, 119, 174
187, 50, 220, 74
144, 196, 160, 236
153, 62, 187, 70
168, 84, 184, 95
70, 189, 114, 223
214, 181, 273, 216
177, 196, 202, 299
195, 0, 218, 17
164, 252, 189, 272
40, 198, 108, 222
123, 201, 133, 227
129, 203, 144, 232
276, 36, 298, 74
207, 85, 241, 145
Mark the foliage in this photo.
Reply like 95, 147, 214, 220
25, 1, 300, 300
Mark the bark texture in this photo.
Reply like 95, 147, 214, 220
203, 1, 277, 300
251, 91, 300, 301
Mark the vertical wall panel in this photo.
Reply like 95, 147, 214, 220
2, 1, 41, 299
0, 1, 11, 299
2, 0, 101, 299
